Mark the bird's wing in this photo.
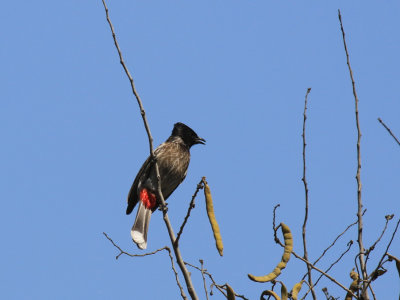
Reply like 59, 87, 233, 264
126, 155, 153, 215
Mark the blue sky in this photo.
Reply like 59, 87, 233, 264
1, 1, 399, 299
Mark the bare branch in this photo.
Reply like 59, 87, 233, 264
302, 214, 365, 283
103, 232, 167, 259
291, 251, 358, 298
322, 287, 339, 300
369, 285, 377, 300
199, 260, 210, 300
301, 240, 354, 300
272, 204, 280, 241
271, 220, 357, 297
103, 232, 187, 299
378, 118, 400, 146
175, 178, 205, 246
312, 217, 359, 268
365, 214, 394, 265
101, 1, 198, 299
185, 262, 249, 300
301, 87, 316, 300
101, 0, 153, 153
366, 218, 400, 290
338, 9, 368, 299
165, 247, 189, 300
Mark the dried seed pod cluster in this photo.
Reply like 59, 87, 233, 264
258, 280, 303, 300
248, 223, 293, 282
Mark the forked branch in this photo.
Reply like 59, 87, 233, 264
103, 232, 187, 299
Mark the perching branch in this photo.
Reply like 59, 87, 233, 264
301, 87, 316, 300
338, 9, 369, 299
378, 118, 400, 146
101, 1, 198, 299
103, 232, 187, 299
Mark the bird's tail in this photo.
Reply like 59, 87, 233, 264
131, 188, 156, 249
131, 202, 152, 250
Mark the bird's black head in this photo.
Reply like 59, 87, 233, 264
171, 122, 206, 148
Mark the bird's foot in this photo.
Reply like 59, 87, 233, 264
158, 202, 168, 213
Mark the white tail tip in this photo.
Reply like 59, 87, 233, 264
131, 230, 147, 249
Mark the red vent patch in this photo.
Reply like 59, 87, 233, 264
140, 188, 157, 209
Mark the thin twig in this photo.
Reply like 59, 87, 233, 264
164, 247, 189, 300
101, 2, 198, 299
322, 287, 339, 300
101, 0, 153, 153
301, 87, 316, 300
103, 232, 187, 299
338, 9, 368, 299
272, 204, 280, 234
199, 260, 210, 300
378, 118, 400, 146
175, 178, 205, 246
312, 218, 358, 267
185, 262, 228, 298
365, 214, 394, 265
272, 226, 357, 298
369, 285, 377, 300
185, 262, 249, 300
301, 240, 353, 300
292, 250, 358, 298
103, 232, 167, 259
353, 252, 364, 281
365, 219, 400, 291
274, 205, 359, 296
322, 288, 330, 300
301, 215, 361, 282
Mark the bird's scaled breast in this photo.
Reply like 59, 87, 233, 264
159, 144, 190, 177
157, 142, 190, 198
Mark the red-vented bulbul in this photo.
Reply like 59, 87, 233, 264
126, 122, 205, 249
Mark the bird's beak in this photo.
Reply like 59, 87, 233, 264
195, 137, 206, 145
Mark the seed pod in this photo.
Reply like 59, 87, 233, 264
226, 284, 235, 300
291, 280, 304, 300
387, 253, 400, 278
248, 223, 293, 282
204, 178, 223, 256
345, 269, 359, 300
280, 282, 288, 300
260, 290, 281, 300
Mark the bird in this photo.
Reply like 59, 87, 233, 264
126, 122, 205, 249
